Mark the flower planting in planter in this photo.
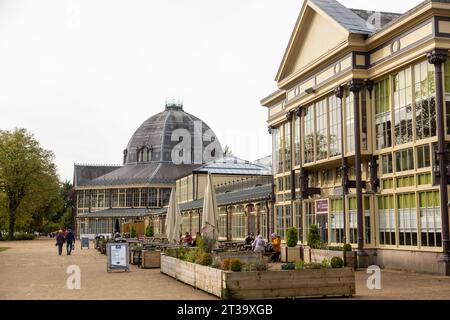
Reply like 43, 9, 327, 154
161, 246, 355, 300
281, 227, 304, 262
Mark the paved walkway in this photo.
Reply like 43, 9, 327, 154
1, 239, 450, 300
0, 239, 215, 300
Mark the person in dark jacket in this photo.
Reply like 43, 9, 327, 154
65, 229, 75, 255
55, 230, 65, 256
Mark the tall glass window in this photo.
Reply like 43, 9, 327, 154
397, 193, 417, 246
328, 95, 342, 157
295, 203, 303, 243
445, 59, 450, 134
159, 188, 171, 206
378, 195, 396, 245
285, 205, 292, 238
364, 197, 371, 245
375, 78, 392, 149
272, 127, 280, 174
393, 68, 413, 145
361, 89, 368, 151
395, 148, 414, 172
260, 207, 267, 240
90, 190, 98, 209
231, 212, 245, 239
416, 144, 431, 168
276, 206, 284, 240
304, 106, 315, 163
218, 211, 227, 238
348, 198, 357, 244
316, 98, 328, 160
419, 191, 441, 247
148, 188, 158, 207
330, 199, 344, 244
345, 91, 355, 153
415, 60, 436, 140
284, 122, 291, 171
305, 202, 315, 242
381, 153, 393, 174
294, 116, 301, 167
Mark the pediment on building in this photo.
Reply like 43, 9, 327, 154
276, 0, 372, 83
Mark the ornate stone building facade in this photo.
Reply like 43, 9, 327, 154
261, 0, 450, 275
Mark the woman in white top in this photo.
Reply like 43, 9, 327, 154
251, 235, 266, 253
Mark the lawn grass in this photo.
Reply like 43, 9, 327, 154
0, 247, 10, 252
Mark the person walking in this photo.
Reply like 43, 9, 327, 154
65, 228, 75, 255
55, 230, 65, 256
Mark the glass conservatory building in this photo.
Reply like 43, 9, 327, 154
73, 101, 223, 238
261, 0, 450, 274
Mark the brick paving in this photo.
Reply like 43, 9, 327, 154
1, 239, 450, 300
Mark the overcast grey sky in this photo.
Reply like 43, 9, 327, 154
0, 0, 422, 182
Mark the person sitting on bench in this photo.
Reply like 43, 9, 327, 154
270, 233, 281, 262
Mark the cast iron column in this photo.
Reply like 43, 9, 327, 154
428, 48, 450, 265
88, 190, 92, 213
335, 85, 347, 244
348, 79, 367, 259
268, 125, 276, 238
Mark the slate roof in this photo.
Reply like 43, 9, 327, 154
124, 103, 222, 164
73, 164, 122, 188
178, 184, 273, 212
311, 0, 401, 35
80, 162, 202, 187
193, 155, 272, 176
78, 208, 166, 219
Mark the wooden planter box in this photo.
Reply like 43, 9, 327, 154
344, 251, 357, 268
305, 248, 344, 263
130, 250, 141, 265
140, 250, 161, 269
161, 255, 355, 300
215, 251, 264, 264
281, 246, 304, 262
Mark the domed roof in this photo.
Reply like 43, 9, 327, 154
124, 102, 223, 165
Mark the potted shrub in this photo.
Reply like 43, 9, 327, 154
343, 243, 357, 269
130, 226, 137, 239
307, 224, 321, 249
281, 227, 303, 262
145, 225, 154, 238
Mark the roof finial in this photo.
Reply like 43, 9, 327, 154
165, 97, 183, 111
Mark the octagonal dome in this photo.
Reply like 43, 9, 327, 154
123, 102, 223, 165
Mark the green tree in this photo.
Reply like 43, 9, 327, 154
0, 128, 62, 240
